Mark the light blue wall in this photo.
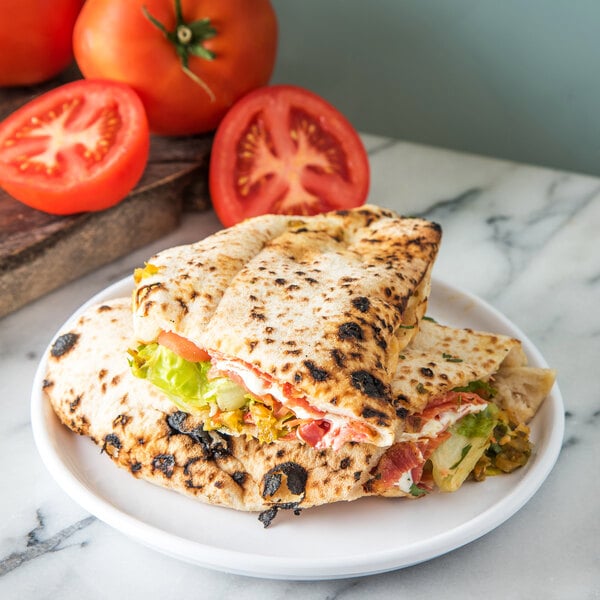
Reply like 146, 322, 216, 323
271, 1, 600, 177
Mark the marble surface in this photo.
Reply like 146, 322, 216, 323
1, 134, 598, 598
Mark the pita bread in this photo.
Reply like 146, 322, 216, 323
43, 299, 386, 524
492, 366, 556, 424
132, 206, 442, 447
389, 318, 554, 423
370, 319, 554, 497
391, 319, 523, 416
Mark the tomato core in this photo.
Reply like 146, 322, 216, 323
235, 108, 353, 216
3, 97, 121, 180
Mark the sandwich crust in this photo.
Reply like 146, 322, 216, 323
391, 319, 522, 416
132, 206, 442, 444
44, 299, 386, 519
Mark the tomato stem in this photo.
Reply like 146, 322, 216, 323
182, 65, 216, 103
177, 25, 193, 44
143, 0, 217, 102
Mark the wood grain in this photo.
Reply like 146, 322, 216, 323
0, 65, 213, 317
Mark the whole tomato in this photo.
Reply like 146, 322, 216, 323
0, 0, 84, 86
73, 0, 278, 135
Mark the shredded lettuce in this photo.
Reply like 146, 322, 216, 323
452, 379, 497, 399
455, 405, 498, 438
129, 343, 296, 442
129, 343, 247, 413
409, 483, 428, 497
203, 378, 248, 411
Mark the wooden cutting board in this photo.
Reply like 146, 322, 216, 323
0, 65, 213, 318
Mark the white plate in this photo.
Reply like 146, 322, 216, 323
30, 276, 564, 580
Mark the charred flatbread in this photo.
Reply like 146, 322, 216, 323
368, 319, 555, 497
131, 206, 442, 450
43, 297, 555, 521
43, 299, 386, 524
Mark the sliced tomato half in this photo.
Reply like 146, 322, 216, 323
209, 85, 370, 227
0, 79, 149, 215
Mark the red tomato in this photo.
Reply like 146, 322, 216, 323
73, 0, 277, 135
158, 331, 211, 362
208, 85, 370, 227
0, 0, 84, 87
0, 80, 149, 215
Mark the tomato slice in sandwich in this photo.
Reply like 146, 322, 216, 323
157, 331, 211, 363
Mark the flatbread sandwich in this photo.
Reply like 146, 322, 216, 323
43, 301, 554, 524
366, 318, 555, 497
44, 298, 389, 522
130, 206, 442, 450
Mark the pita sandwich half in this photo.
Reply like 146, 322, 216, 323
43, 298, 388, 526
366, 318, 556, 497
130, 206, 442, 450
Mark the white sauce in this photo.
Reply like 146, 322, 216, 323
396, 401, 487, 443
393, 401, 488, 489
210, 356, 368, 449
396, 470, 415, 493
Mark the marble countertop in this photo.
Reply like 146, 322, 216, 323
1, 134, 598, 598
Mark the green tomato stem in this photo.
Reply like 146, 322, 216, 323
143, 1, 217, 102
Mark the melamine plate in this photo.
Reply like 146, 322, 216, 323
30, 276, 564, 580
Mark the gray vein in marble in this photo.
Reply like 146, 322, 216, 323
0, 511, 95, 577
489, 179, 600, 298
588, 272, 600, 285
418, 173, 600, 304
561, 400, 600, 449
561, 435, 579, 449
414, 187, 483, 220
323, 580, 361, 599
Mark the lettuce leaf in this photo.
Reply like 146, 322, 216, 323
452, 379, 497, 399
455, 405, 498, 438
430, 405, 499, 492
129, 343, 247, 413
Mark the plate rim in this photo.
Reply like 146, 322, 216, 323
30, 275, 565, 580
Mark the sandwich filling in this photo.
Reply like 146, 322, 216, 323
368, 382, 533, 497
129, 335, 383, 450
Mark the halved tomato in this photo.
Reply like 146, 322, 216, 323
208, 85, 370, 227
0, 79, 149, 215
